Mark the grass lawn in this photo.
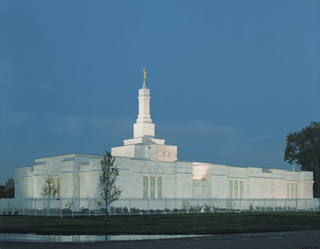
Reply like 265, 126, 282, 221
1, 212, 320, 235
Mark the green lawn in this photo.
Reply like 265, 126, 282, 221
1, 212, 320, 235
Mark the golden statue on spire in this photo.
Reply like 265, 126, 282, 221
143, 68, 147, 86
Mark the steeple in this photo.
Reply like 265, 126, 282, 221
111, 68, 177, 162
133, 68, 155, 138
134, 87, 155, 138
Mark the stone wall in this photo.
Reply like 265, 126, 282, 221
14, 153, 314, 200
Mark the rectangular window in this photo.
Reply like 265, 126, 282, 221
240, 181, 243, 199
57, 178, 60, 197
143, 176, 148, 198
234, 181, 238, 199
150, 177, 155, 199
291, 183, 294, 199
295, 183, 298, 198
97, 201, 102, 207
157, 177, 162, 199
229, 180, 233, 199
49, 179, 52, 197
53, 179, 56, 197
287, 183, 290, 199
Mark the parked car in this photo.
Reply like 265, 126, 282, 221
81, 208, 89, 214
94, 207, 106, 214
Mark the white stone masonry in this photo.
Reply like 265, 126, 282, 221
134, 86, 155, 138
112, 84, 177, 162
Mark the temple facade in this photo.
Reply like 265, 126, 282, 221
15, 76, 314, 200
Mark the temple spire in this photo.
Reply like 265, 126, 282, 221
133, 68, 154, 138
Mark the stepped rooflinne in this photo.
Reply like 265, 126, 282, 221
15, 69, 313, 202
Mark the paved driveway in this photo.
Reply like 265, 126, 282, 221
1, 230, 320, 249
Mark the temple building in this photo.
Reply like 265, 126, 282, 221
15, 71, 314, 200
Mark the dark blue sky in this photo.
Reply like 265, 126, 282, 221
0, 0, 319, 185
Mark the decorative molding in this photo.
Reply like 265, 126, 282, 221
227, 172, 246, 178
140, 167, 166, 174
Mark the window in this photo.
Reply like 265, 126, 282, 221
229, 180, 244, 199
97, 202, 102, 207
53, 179, 56, 197
51, 178, 61, 197
57, 178, 60, 197
48, 179, 52, 197
234, 181, 238, 199
157, 177, 162, 199
143, 176, 148, 198
287, 182, 298, 199
150, 177, 155, 199
229, 181, 233, 199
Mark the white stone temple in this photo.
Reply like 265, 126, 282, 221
15, 73, 314, 200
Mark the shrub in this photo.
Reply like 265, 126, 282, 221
155, 209, 162, 213
114, 207, 122, 213
8, 211, 12, 216
123, 206, 129, 213
14, 211, 19, 215
226, 201, 236, 210
189, 206, 198, 213
164, 208, 170, 213
204, 204, 211, 212
256, 206, 261, 210
62, 209, 72, 214
172, 208, 179, 213
130, 207, 139, 213
2, 211, 5, 215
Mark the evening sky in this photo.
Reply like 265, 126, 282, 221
0, 0, 319, 185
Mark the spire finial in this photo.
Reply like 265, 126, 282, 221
143, 68, 147, 87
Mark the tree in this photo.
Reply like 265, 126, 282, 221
284, 121, 320, 198
98, 151, 122, 221
0, 185, 6, 198
5, 178, 14, 190
41, 174, 59, 198
0, 179, 15, 198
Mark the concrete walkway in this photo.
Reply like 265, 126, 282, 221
1, 230, 320, 249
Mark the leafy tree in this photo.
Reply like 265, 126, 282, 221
284, 121, 320, 198
41, 174, 59, 198
98, 151, 122, 221
0, 185, 6, 198
5, 178, 14, 190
